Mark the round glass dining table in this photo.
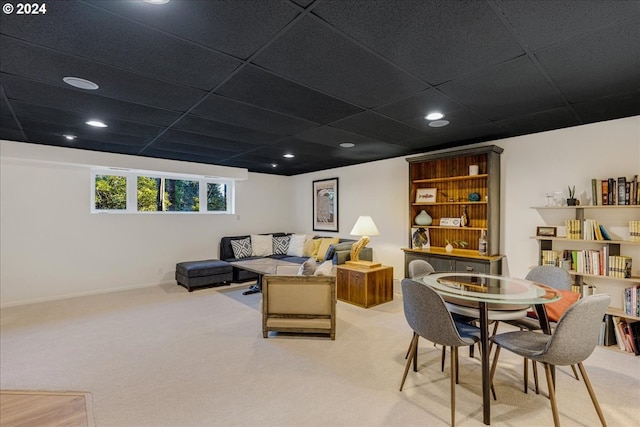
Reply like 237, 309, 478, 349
420, 272, 561, 425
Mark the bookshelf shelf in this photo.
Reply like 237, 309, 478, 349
533, 203, 640, 354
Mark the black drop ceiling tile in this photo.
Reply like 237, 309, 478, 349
215, 65, 363, 124
294, 125, 383, 148
313, 0, 524, 85
536, 19, 640, 103
24, 130, 144, 154
151, 140, 239, 159
0, 2, 240, 90
330, 111, 428, 143
252, 16, 427, 108
401, 122, 509, 150
496, 107, 580, 136
438, 57, 565, 121
87, 0, 298, 60
172, 114, 282, 145
495, 0, 640, 51
572, 90, 640, 124
0, 127, 26, 142
375, 89, 467, 122
190, 94, 320, 136
0, 74, 181, 127
0, 36, 207, 111
157, 129, 259, 153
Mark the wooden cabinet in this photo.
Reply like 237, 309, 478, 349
336, 265, 393, 308
532, 205, 640, 323
404, 146, 504, 274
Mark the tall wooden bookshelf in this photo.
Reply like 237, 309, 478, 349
403, 146, 504, 276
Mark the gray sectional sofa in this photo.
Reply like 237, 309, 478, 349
219, 233, 372, 283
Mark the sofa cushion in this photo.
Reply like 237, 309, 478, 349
231, 237, 252, 259
298, 257, 317, 276
325, 241, 353, 261
286, 234, 307, 256
272, 235, 290, 255
303, 238, 320, 257
316, 237, 340, 261
314, 260, 335, 277
251, 234, 273, 256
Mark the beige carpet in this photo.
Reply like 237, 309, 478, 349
1, 282, 639, 427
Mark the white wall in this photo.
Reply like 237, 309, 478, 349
2, 116, 638, 307
0, 141, 292, 305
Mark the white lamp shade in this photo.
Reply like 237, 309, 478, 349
350, 216, 380, 236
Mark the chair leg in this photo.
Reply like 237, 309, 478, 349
543, 363, 560, 427
441, 345, 446, 372
577, 362, 607, 427
488, 321, 500, 354
400, 334, 419, 391
533, 360, 540, 394
405, 331, 416, 359
489, 345, 501, 387
450, 345, 457, 427
413, 336, 419, 372
454, 346, 459, 384
524, 357, 529, 393
571, 364, 580, 381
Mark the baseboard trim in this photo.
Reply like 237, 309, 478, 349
0, 280, 175, 308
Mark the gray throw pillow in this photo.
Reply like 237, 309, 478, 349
297, 257, 317, 276
231, 237, 252, 259
272, 235, 290, 255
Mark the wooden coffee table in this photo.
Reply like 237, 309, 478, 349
229, 258, 302, 295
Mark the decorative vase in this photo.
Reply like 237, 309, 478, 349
460, 205, 470, 227
445, 243, 454, 252
414, 210, 432, 226
567, 198, 578, 206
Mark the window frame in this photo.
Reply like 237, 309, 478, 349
91, 167, 235, 215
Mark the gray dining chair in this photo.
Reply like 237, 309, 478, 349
500, 266, 578, 393
490, 293, 610, 427
400, 278, 481, 427
405, 260, 476, 370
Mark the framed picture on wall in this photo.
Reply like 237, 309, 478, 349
313, 178, 339, 232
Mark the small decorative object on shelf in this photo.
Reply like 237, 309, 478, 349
414, 209, 432, 226
445, 239, 467, 252
478, 230, 488, 256
460, 205, 470, 227
468, 192, 481, 202
567, 185, 579, 206
469, 164, 479, 175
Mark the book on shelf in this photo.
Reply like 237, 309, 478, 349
541, 250, 560, 266
599, 224, 612, 240
608, 255, 632, 279
565, 219, 581, 239
600, 314, 618, 346
623, 285, 640, 317
597, 175, 639, 205
630, 221, 640, 243
630, 321, 640, 356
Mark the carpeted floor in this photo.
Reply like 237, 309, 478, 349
1, 282, 639, 427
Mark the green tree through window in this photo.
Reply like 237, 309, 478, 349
207, 183, 227, 211
95, 175, 126, 210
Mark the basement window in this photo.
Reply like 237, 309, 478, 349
91, 168, 234, 214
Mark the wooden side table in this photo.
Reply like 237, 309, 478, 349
336, 264, 394, 308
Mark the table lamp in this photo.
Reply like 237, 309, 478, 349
346, 215, 381, 268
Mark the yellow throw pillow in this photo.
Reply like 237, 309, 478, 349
303, 238, 318, 257
316, 237, 340, 261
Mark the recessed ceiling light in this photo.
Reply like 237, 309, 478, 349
339, 142, 355, 148
63, 134, 77, 140
425, 112, 444, 121
145, 0, 170, 4
429, 120, 450, 128
271, 163, 278, 168
283, 154, 295, 158
63, 77, 99, 90
86, 120, 108, 128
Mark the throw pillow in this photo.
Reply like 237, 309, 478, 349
314, 260, 335, 276
251, 234, 273, 257
297, 257, 317, 276
316, 237, 340, 261
286, 234, 307, 257
528, 289, 581, 322
303, 238, 322, 258
272, 235, 290, 255
324, 241, 353, 261
230, 237, 252, 259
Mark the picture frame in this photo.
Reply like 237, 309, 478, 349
536, 226, 557, 237
440, 217, 461, 227
415, 188, 437, 203
411, 227, 430, 249
313, 178, 339, 232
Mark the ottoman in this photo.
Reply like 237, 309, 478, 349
175, 259, 233, 292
